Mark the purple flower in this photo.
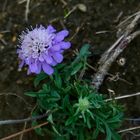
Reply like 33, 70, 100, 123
17, 25, 71, 75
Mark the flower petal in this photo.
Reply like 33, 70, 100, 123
43, 54, 53, 64
53, 52, 63, 63
29, 62, 38, 73
42, 62, 54, 75
54, 30, 69, 42
39, 54, 44, 62
60, 42, 71, 49
35, 61, 42, 74
47, 25, 56, 33
52, 44, 61, 51
50, 60, 57, 66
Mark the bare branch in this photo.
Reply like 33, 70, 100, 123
92, 11, 140, 90
0, 112, 48, 125
0, 122, 48, 140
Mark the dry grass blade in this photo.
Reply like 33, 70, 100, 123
118, 125, 140, 133
0, 122, 48, 140
106, 92, 140, 101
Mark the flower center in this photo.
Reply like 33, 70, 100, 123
78, 97, 90, 112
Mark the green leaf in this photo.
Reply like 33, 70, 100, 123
32, 121, 44, 136
82, 112, 86, 123
65, 116, 76, 126
62, 86, 71, 93
112, 130, 121, 140
25, 90, 46, 97
107, 112, 123, 124
42, 84, 50, 93
71, 62, 83, 75
78, 129, 85, 140
69, 44, 91, 67
47, 114, 54, 124
24, 91, 39, 97
79, 44, 91, 57
86, 116, 91, 129
105, 123, 112, 140
54, 70, 62, 88
52, 125, 61, 136
47, 90, 60, 102
34, 72, 47, 87
92, 127, 99, 139
51, 90, 60, 99
62, 95, 70, 108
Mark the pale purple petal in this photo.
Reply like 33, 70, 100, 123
51, 44, 61, 51
35, 61, 42, 74
42, 62, 54, 75
39, 55, 44, 62
46, 25, 56, 33
29, 62, 38, 73
54, 30, 69, 42
53, 52, 63, 63
43, 54, 53, 64
50, 60, 57, 66
60, 42, 71, 49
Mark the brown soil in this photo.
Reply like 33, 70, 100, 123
0, 0, 140, 139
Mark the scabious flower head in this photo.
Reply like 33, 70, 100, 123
17, 25, 71, 75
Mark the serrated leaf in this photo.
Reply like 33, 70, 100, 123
79, 44, 91, 57
47, 114, 54, 124
34, 72, 47, 87
62, 86, 71, 93
62, 95, 70, 109
51, 90, 60, 98
71, 63, 83, 75
70, 44, 91, 67
46, 90, 60, 102
107, 113, 122, 124
42, 84, 50, 93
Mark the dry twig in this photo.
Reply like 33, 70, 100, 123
118, 125, 140, 133
18, 0, 31, 21
0, 112, 48, 125
92, 11, 140, 90
0, 122, 48, 140
106, 92, 140, 101
19, 122, 27, 140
